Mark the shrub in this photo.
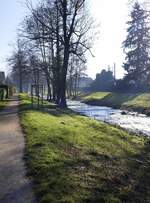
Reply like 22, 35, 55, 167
0, 88, 7, 100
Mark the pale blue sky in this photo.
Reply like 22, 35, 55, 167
0, 1, 26, 70
0, 0, 147, 79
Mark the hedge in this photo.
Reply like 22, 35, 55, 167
0, 88, 7, 100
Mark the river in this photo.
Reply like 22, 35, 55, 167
67, 100, 150, 136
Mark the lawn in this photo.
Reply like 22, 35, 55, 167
20, 94, 150, 203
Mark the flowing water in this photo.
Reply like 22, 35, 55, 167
67, 100, 150, 136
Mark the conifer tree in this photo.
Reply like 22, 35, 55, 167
123, 2, 150, 85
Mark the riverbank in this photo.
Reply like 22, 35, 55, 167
82, 92, 150, 115
19, 93, 150, 203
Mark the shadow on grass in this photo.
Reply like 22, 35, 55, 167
84, 139, 150, 203
25, 138, 150, 203
0, 101, 17, 115
19, 100, 77, 119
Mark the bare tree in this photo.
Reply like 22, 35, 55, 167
8, 39, 29, 93
18, 0, 94, 107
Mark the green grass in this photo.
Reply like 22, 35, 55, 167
123, 93, 150, 112
20, 94, 150, 203
82, 92, 150, 114
19, 93, 57, 110
83, 92, 110, 101
0, 100, 8, 110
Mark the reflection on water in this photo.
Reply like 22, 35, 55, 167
68, 100, 150, 136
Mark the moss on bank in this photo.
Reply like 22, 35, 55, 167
19, 93, 150, 203
82, 92, 150, 115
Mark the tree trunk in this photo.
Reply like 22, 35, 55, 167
59, 77, 67, 108
59, 46, 69, 108
46, 76, 52, 101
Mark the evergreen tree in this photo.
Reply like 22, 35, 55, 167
123, 2, 150, 85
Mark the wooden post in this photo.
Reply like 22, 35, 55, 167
31, 85, 33, 108
37, 70, 40, 109
37, 86, 39, 109
6, 86, 9, 99
31, 84, 44, 109
42, 85, 44, 106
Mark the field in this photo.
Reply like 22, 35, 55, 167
20, 94, 150, 203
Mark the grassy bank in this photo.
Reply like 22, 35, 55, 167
82, 92, 150, 115
19, 94, 150, 203
0, 100, 8, 111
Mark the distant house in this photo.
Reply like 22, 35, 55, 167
0, 72, 5, 85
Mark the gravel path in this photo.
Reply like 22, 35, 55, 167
0, 96, 36, 203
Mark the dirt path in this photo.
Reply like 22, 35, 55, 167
0, 96, 35, 203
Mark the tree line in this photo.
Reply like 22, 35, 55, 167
8, 0, 94, 107
9, 1, 150, 100
88, 1, 150, 93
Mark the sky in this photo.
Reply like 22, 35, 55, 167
87, 0, 129, 79
0, 0, 146, 79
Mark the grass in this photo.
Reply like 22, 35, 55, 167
83, 92, 110, 101
82, 92, 150, 115
0, 100, 8, 111
19, 93, 57, 110
19, 93, 150, 203
123, 93, 150, 112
